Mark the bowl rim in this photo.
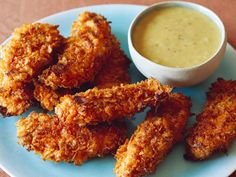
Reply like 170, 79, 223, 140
128, 0, 227, 71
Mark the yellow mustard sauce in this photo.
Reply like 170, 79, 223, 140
132, 7, 221, 68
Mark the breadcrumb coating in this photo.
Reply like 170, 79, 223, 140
115, 93, 191, 177
93, 35, 131, 88
0, 64, 33, 116
0, 84, 33, 116
16, 112, 127, 165
33, 81, 64, 111
207, 78, 236, 100
39, 12, 113, 89
71, 11, 111, 37
55, 78, 172, 126
185, 78, 236, 161
0, 23, 63, 87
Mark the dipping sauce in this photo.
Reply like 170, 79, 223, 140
132, 7, 221, 68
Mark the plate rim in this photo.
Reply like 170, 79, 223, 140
0, 4, 147, 47
39, 4, 147, 22
0, 3, 236, 177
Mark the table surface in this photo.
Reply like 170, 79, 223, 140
0, 0, 235, 177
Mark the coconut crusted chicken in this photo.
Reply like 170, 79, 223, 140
93, 35, 131, 88
115, 93, 191, 177
0, 83, 33, 116
0, 23, 63, 116
33, 81, 74, 111
39, 12, 113, 89
55, 78, 172, 126
34, 37, 131, 110
185, 78, 236, 160
0, 23, 63, 87
34, 13, 130, 111
0, 64, 33, 116
16, 112, 127, 165
0, 65, 33, 116
34, 38, 131, 111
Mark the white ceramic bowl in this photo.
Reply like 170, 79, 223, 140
128, 1, 227, 87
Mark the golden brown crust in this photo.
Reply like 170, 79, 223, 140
33, 81, 61, 111
93, 35, 131, 88
0, 63, 33, 116
207, 78, 236, 100
16, 112, 127, 165
39, 12, 113, 89
33, 80, 74, 111
0, 23, 62, 116
154, 92, 192, 142
55, 78, 172, 126
71, 11, 111, 37
0, 84, 33, 116
0, 23, 63, 87
185, 78, 236, 161
115, 93, 191, 177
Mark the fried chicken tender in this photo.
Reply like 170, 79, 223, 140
0, 64, 33, 116
71, 11, 111, 37
0, 84, 33, 116
39, 12, 113, 89
93, 35, 131, 88
55, 78, 172, 126
0, 23, 63, 87
0, 23, 62, 115
33, 81, 73, 111
33, 81, 59, 111
115, 93, 191, 177
185, 78, 236, 161
16, 112, 127, 165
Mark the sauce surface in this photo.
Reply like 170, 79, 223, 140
132, 7, 221, 68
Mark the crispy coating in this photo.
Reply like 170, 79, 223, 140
16, 112, 127, 165
33, 80, 90, 111
0, 84, 33, 116
71, 11, 111, 37
115, 93, 191, 177
55, 78, 172, 126
33, 81, 67, 111
185, 78, 236, 161
0, 65, 33, 116
0, 23, 63, 87
72, 12, 129, 88
93, 35, 131, 88
0, 23, 62, 116
33, 81, 59, 111
207, 78, 236, 100
39, 12, 113, 89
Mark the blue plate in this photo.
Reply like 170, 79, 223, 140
0, 4, 235, 177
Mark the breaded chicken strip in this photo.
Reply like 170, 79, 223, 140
33, 81, 60, 111
0, 65, 33, 116
0, 23, 62, 115
39, 12, 113, 89
33, 81, 73, 111
0, 23, 63, 87
93, 35, 130, 88
115, 93, 191, 177
0, 84, 33, 116
71, 11, 111, 37
185, 78, 236, 160
73, 14, 130, 88
16, 112, 127, 165
55, 78, 172, 126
